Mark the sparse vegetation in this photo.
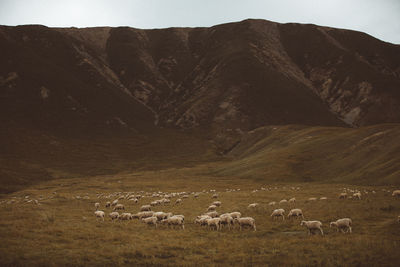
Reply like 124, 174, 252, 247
0, 168, 399, 266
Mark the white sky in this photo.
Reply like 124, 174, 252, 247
0, 0, 399, 44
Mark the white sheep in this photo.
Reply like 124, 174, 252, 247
268, 201, 276, 206
271, 209, 285, 220
288, 198, 296, 203
307, 197, 317, 202
300, 220, 324, 235
248, 203, 259, 209
279, 199, 288, 205
212, 193, 219, 199
119, 213, 133, 221
392, 190, 400, 197
320, 197, 328, 200
339, 193, 348, 199
330, 218, 352, 233
153, 212, 172, 221
109, 211, 119, 221
219, 214, 234, 230
142, 217, 158, 228
288, 209, 304, 219
95, 202, 100, 210
105, 201, 111, 208
113, 204, 125, 211
212, 201, 222, 207
207, 205, 217, 212
206, 217, 221, 230
134, 211, 154, 219
94, 210, 105, 221
195, 215, 211, 226
162, 216, 185, 230
111, 199, 119, 206
229, 211, 241, 219
204, 211, 219, 218
140, 205, 152, 211
234, 217, 256, 231
175, 198, 182, 205
353, 192, 361, 200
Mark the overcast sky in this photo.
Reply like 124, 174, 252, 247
0, 0, 399, 44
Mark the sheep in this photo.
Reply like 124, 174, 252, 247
204, 211, 219, 218
307, 197, 317, 202
140, 205, 152, 211
206, 217, 221, 230
234, 217, 256, 231
207, 205, 217, 212
94, 210, 105, 221
271, 209, 285, 220
219, 214, 234, 230
320, 197, 328, 200
119, 213, 133, 221
111, 199, 119, 206
212, 194, 219, 199
95, 202, 100, 210
109, 212, 119, 221
288, 198, 296, 204
279, 199, 288, 205
339, 193, 348, 199
105, 201, 111, 208
175, 198, 182, 205
153, 212, 172, 221
268, 201, 276, 206
212, 201, 222, 207
248, 203, 259, 209
195, 215, 211, 226
136, 211, 154, 219
300, 220, 324, 235
288, 209, 304, 219
162, 216, 185, 230
330, 218, 352, 233
392, 190, 400, 197
142, 217, 158, 228
113, 204, 125, 211
353, 192, 362, 200
229, 212, 241, 219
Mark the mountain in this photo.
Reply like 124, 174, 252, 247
0, 19, 399, 192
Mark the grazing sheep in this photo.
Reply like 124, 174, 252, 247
207, 205, 217, 212
113, 204, 125, 211
288, 198, 296, 204
111, 199, 119, 206
142, 217, 158, 228
353, 192, 362, 200
339, 193, 348, 199
105, 201, 111, 208
279, 199, 288, 205
307, 197, 317, 202
320, 197, 328, 200
140, 205, 152, 211
300, 220, 324, 236
229, 212, 241, 219
136, 211, 154, 219
288, 209, 304, 219
153, 212, 172, 221
271, 209, 285, 220
212, 201, 222, 207
330, 218, 352, 233
94, 202, 100, 210
212, 194, 219, 199
392, 190, 400, 197
248, 203, 259, 209
219, 214, 234, 230
195, 215, 211, 226
119, 213, 133, 221
109, 212, 119, 221
94, 210, 105, 221
206, 217, 221, 231
182, 195, 189, 199
162, 216, 185, 230
205, 211, 219, 218
175, 198, 182, 205
268, 201, 276, 206
234, 217, 256, 231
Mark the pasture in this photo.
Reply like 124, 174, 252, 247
0, 168, 399, 266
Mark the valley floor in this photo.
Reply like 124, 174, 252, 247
0, 167, 399, 266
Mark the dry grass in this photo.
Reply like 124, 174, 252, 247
0, 168, 399, 266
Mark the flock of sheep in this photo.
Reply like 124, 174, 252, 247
92, 187, 400, 235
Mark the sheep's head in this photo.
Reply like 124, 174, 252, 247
300, 221, 306, 226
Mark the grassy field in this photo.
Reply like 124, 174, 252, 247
0, 167, 399, 266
